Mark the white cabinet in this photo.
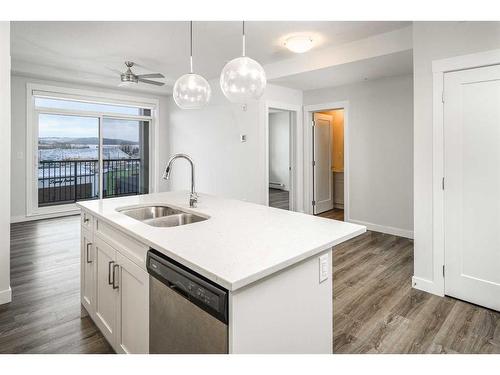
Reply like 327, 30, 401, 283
81, 211, 149, 353
116, 252, 149, 354
80, 227, 95, 316
94, 237, 118, 344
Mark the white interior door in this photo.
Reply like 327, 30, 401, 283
313, 113, 334, 214
444, 64, 500, 311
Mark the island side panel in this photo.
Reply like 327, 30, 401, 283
228, 249, 333, 354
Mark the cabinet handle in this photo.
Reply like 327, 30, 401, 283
83, 216, 90, 224
86, 242, 93, 264
112, 264, 120, 290
108, 261, 115, 285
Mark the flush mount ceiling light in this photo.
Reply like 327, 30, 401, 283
220, 21, 267, 104
173, 21, 212, 109
284, 35, 314, 53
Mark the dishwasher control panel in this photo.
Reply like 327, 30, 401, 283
147, 250, 228, 324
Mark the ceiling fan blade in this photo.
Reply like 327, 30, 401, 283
137, 73, 165, 79
138, 78, 165, 86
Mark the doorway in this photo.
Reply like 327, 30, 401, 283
268, 108, 293, 210
312, 109, 345, 220
303, 101, 349, 220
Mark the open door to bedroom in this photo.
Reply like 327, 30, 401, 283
313, 110, 344, 220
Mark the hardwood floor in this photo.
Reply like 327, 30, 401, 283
268, 188, 289, 210
333, 231, 500, 354
319, 208, 344, 221
1, 215, 499, 354
0, 216, 113, 354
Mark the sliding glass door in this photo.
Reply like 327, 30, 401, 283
102, 117, 149, 198
33, 95, 153, 212
38, 113, 100, 206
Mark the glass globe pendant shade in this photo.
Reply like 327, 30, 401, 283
220, 56, 266, 103
173, 73, 212, 110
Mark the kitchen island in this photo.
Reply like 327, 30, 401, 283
77, 191, 365, 354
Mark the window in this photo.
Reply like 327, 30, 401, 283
28, 85, 158, 216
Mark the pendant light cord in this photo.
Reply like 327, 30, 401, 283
190, 21, 194, 73
242, 20, 246, 57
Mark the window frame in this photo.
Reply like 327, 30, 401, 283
26, 83, 160, 218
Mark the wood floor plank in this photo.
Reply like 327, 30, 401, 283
0, 215, 113, 354
331, 225, 500, 354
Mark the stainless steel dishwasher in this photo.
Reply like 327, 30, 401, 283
146, 249, 229, 354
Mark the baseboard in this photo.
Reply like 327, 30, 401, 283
11, 209, 80, 223
412, 276, 444, 297
347, 218, 414, 239
0, 287, 12, 305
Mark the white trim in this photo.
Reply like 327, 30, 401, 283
303, 101, 350, 222
432, 48, 500, 73
265, 101, 302, 212
0, 287, 12, 305
428, 48, 500, 297
31, 84, 159, 108
25, 82, 160, 219
32, 106, 153, 121
11, 209, 80, 223
349, 219, 413, 239
411, 277, 443, 297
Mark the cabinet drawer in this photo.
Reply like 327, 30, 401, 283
95, 219, 148, 270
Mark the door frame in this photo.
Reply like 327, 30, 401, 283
423, 48, 500, 297
25, 82, 160, 219
303, 101, 349, 221
265, 101, 301, 211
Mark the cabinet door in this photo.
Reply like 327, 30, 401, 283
94, 238, 118, 346
80, 227, 95, 316
115, 252, 149, 354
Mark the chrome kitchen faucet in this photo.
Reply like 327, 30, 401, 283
163, 154, 198, 208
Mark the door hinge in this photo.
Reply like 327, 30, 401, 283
441, 90, 445, 103
312, 120, 315, 128
312, 160, 316, 167
312, 200, 316, 206
442, 265, 445, 278
442, 177, 445, 190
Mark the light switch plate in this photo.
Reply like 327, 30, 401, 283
319, 253, 329, 283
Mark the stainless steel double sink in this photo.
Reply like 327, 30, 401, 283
118, 205, 208, 228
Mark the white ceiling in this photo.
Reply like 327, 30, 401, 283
11, 21, 412, 94
271, 49, 413, 91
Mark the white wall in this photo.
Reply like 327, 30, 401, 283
413, 21, 500, 285
304, 74, 414, 237
168, 80, 302, 206
268, 111, 290, 191
10, 74, 170, 222
0, 22, 11, 304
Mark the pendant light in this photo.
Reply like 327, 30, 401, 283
220, 21, 267, 104
173, 21, 212, 109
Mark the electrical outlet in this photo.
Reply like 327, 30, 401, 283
319, 253, 329, 283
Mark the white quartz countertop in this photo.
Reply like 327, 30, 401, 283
77, 191, 365, 291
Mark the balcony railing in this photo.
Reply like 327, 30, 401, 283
38, 158, 142, 207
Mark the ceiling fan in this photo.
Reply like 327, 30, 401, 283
118, 61, 165, 86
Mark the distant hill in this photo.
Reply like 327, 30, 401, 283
39, 137, 137, 145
